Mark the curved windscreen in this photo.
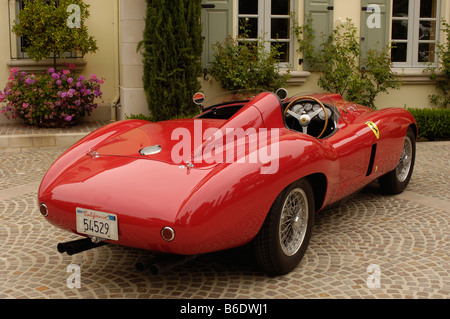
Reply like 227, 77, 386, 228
200, 89, 267, 110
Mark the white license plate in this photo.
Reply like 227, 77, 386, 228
76, 207, 119, 241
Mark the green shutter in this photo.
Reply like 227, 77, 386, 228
201, 0, 233, 69
303, 0, 334, 71
360, 0, 391, 63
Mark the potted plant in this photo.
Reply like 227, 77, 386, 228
0, 66, 104, 127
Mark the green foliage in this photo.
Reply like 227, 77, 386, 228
293, 18, 401, 109
12, 0, 98, 68
125, 113, 152, 121
407, 108, 450, 141
210, 27, 290, 91
137, 0, 203, 122
427, 20, 450, 109
125, 111, 198, 121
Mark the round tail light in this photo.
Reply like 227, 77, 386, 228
39, 203, 49, 217
161, 227, 175, 242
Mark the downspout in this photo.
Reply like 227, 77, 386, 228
111, 0, 121, 121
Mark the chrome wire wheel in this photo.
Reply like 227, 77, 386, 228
279, 188, 309, 256
378, 128, 416, 195
396, 135, 413, 183
254, 179, 314, 275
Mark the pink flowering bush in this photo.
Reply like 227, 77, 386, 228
0, 67, 104, 126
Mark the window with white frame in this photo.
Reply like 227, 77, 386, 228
391, 0, 440, 67
237, 0, 294, 67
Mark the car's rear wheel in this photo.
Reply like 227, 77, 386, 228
378, 127, 416, 194
253, 179, 314, 276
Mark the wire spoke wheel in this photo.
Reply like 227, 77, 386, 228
279, 188, 308, 256
396, 135, 413, 182
378, 127, 416, 195
253, 179, 314, 276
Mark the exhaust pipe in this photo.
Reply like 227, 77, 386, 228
136, 254, 198, 275
57, 238, 107, 256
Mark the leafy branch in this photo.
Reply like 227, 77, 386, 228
293, 17, 401, 109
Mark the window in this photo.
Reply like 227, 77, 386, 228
237, 0, 294, 66
391, 0, 440, 67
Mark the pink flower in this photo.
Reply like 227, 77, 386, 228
63, 70, 70, 75
22, 102, 28, 108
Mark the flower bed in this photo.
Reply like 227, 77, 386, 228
0, 67, 104, 127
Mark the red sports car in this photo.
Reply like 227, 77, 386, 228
38, 90, 417, 275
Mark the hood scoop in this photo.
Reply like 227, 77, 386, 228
139, 145, 162, 156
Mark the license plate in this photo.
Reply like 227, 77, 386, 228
76, 207, 119, 241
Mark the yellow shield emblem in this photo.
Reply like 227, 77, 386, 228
366, 121, 380, 139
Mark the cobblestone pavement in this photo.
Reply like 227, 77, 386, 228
0, 141, 449, 299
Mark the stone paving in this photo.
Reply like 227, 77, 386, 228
0, 134, 449, 299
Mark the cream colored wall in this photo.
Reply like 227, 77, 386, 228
0, 0, 119, 124
290, 0, 448, 109
118, 0, 147, 120
0, 2, 13, 123
83, 0, 119, 121
1, 0, 449, 125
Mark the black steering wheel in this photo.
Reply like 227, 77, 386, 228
284, 96, 329, 139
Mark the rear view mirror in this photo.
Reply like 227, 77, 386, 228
193, 92, 205, 106
276, 88, 288, 101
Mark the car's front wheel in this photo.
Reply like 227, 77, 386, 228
378, 127, 416, 194
253, 179, 314, 276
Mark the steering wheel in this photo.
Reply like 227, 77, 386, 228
284, 96, 329, 139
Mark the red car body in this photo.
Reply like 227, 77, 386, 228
38, 92, 417, 271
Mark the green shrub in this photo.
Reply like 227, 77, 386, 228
210, 31, 290, 91
137, 0, 203, 122
407, 108, 450, 141
293, 18, 401, 109
426, 20, 450, 109
125, 113, 152, 121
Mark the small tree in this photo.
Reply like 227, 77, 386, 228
210, 34, 290, 92
293, 18, 401, 109
138, 0, 203, 121
12, 0, 98, 70
427, 20, 450, 109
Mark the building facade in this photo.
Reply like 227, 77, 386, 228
0, 0, 449, 124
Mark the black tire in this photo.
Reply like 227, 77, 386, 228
253, 179, 315, 276
378, 127, 416, 195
